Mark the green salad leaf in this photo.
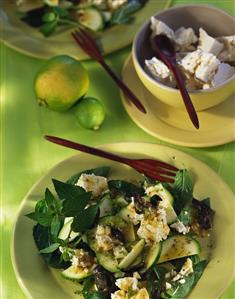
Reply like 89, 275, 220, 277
72, 205, 100, 232
67, 167, 110, 185
110, 0, 142, 25
172, 169, 193, 214
108, 180, 144, 198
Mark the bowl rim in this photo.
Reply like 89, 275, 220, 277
132, 4, 235, 94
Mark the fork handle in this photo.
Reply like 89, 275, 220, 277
100, 61, 146, 114
45, 135, 130, 165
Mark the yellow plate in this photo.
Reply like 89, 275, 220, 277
121, 56, 235, 148
0, 0, 170, 59
11, 142, 235, 299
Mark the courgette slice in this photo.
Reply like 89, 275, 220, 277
62, 265, 92, 281
119, 239, 145, 270
117, 206, 133, 223
78, 8, 104, 31
58, 218, 79, 241
123, 223, 136, 242
96, 252, 119, 273
150, 183, 177, 224
158, 235, 201, 263
144, 243, 162, 271
99, 195, 113, 217
99, 215, 126, 229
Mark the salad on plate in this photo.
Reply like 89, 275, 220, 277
15, 0, 147, 36
27, 166, 214, 299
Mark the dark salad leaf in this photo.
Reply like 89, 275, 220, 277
108, 180, 145, 198
67, 167, 110, 185
110, 0, 142, 25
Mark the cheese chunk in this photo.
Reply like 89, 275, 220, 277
198, 28, 223, 55
181, 49, 220, 83
170, 220, 190, 235
150, 17, 174, 40
217, 35, 235, 62
76, 173, 108, 198
174, 27, 198, 51
145, 57, 176, 87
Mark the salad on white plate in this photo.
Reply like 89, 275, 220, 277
27, 166, 214, 299
15, 0, 147, 36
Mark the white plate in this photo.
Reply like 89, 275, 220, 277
11, 142, 235, 299
0, 0, 170, 59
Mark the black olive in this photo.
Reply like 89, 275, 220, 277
133, 193, 149, 212
150, 194, 162, 207
111, 227, 125, 243
94, 265, 117, 294
192, 198, 214, 230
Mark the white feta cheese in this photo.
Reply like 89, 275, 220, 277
111, 290, 128, 299
174, 27, 198, 51
172, 258, 194, 282
165, 282, 172, 290
181, 49, 220, 83
217, 35, 235, 62
76, 173, 108, 198
180, 49, 203, 74
132, 288, 149, 299
170, 220, 190, 235
115, 277, 139, 291
95, 225, 114, 251
126, 200, 144, 225
150, 17, 174, 40
179, 278, 186, 284
198, 28, 224, 55
145, 57, 176, 88
195, 53, 220, 82
137, 209, 170, 244
71, 248, 94, 269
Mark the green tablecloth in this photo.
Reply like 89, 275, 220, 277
0, 0, 234, 298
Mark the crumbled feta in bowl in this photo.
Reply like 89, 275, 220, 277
132, 5, 235, 111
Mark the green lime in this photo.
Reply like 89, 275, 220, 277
34, 55, 89, 112
74, 97, 105, 130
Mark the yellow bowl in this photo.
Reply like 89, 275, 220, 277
132, 5, 235, 111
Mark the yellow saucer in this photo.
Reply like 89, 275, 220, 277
121, 56, 235, 148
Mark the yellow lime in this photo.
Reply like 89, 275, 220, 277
34, 55, 89, 112
74, 97, 105, 130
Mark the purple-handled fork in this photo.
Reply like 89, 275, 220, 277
45, 135, 178, 183
71, 28, 146, 114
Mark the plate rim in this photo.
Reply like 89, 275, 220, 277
11, 141, 235, 299
0, 0, 171, 59
121, 56, 235, 148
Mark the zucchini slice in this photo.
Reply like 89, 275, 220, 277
62, 265, 92, 281
158, 235, 201, 263
123, 223, 136, 242
99, 195, 113, 217
78, 8, 104, 31
144, 243, 162, 271
96, 252, 119, 273
117, 206, 133, 222
119, 239, 145, 270
99, 215, 126, 229
58, 218, 79, 241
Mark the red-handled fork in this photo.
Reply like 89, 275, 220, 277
71, 28, 146, 114
45, 135, 178, 183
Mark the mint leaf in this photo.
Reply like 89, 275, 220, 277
72, 205, 99, 232
62, 192, 92, 217
173, 169, 193, 214
50, 214, 63, 240
26, 211, 53, 227
39, 243, 60, 254
192, 260, 208, 287
67, 167, 110, 185
110, 0, 142, 25
53, 179, 85, 200
45, 188, 62, 213
178, 204, 193, 226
